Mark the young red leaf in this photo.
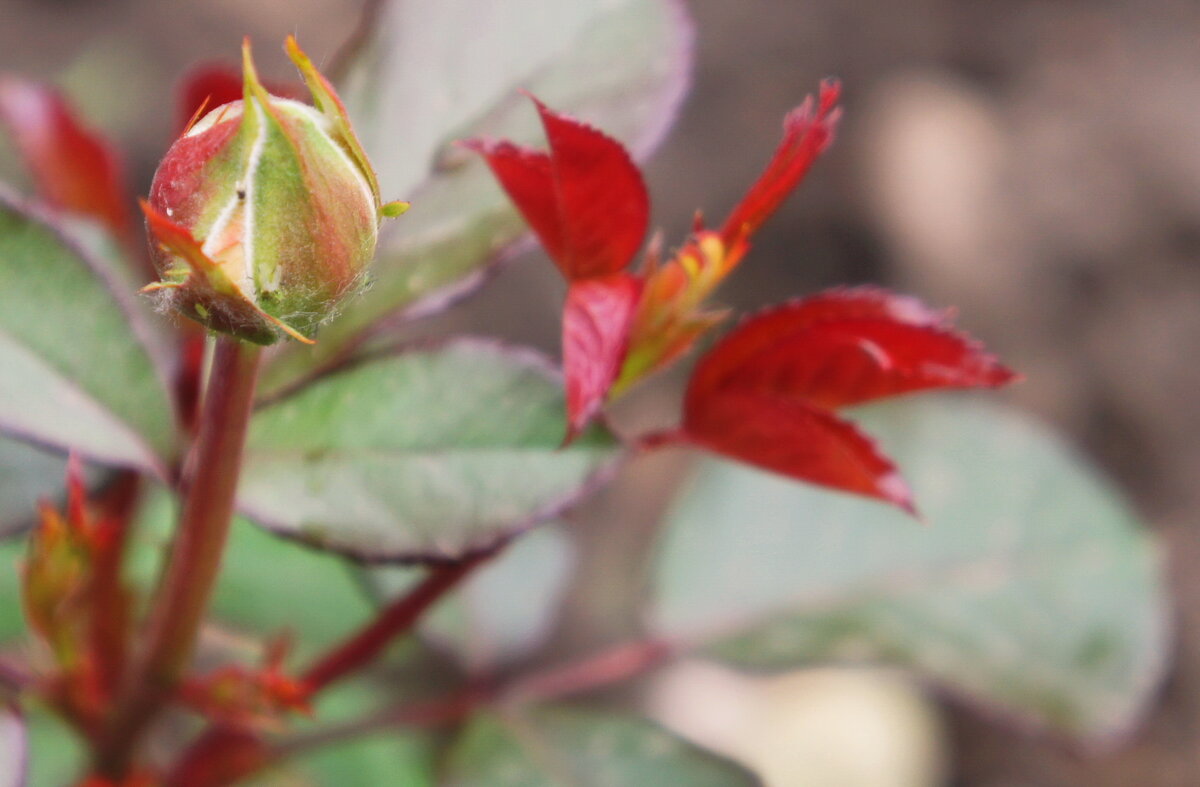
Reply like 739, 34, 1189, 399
0, 78, 131, 237
681, 289, 1015, 512
720, 79, 841, 251
466, 96, 649, 281
683, 388, 914, 513
563, 273, 643, 441
688, 288, 1015, 409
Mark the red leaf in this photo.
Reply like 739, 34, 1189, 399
683, 388, 915, 513
688, 288, 1016, 409
0, 78, 130, 237
681, 288, 1016, 512
720, 80, 841, 250
175, 63, 305, 135
466, 96, 649, 281
563, 273, 643, 441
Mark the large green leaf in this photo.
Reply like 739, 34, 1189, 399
260, 0, 693, 395
0, 436, 67, 536
367, 526, 574, 673
0, 190, 175, 475
650, 396, 1169, 742
442, 706, 758, 786
242, 340, 621, 562
0, 704, 24, 787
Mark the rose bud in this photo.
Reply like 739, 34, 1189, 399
141, 36, 407, 345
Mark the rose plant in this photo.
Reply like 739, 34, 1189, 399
0, 1, 1169, 785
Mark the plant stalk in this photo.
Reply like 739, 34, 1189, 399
301, 555, 487, 694
95, 336, 262, 777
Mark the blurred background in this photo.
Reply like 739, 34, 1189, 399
2, 0, 1197, 784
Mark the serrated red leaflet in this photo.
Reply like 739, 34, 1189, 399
175, 63, 305, 135
720, 79, 841, 251
689, 288, 1016, 409
682, 288, 1016, 513
0, 77, 131, 237
563, 273, 643, 442
466, 96, 649, 281
684, 388, 915, 513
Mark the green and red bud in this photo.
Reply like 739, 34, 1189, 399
143, 36, 406, 345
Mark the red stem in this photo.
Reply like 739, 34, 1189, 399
88, 472, 142, 706
301, 555, 487, 694
94, 337, 262, 778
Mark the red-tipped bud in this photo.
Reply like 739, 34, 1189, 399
143, 37, 407, 344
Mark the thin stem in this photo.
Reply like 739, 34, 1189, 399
275, 637, 674, 759
95, 336, 262, 777
301, 555, 488, 694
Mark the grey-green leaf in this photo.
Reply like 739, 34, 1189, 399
650, 396, 1169, 742
242, 340, 621, 562
0, 191, 176, 475
260, 0, 693, 395
443, 706, 758, 787
367, 526, 574, 672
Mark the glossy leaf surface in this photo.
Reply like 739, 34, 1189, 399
468, 99, 648, 281
0, 191, 175, 474
242, 340, 621, 562
683, 289, 1013, 510
443, 706, 757, 786
653, 396, 1169, 741
261, 0, 692, 395
563, 274, 642, 440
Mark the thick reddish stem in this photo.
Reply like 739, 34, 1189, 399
94, 337, 262, 777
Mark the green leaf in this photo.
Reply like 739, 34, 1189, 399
132, 490, 375, 657
650, 396, 1169, 742
242, 340, 621, 562
260, 0, 693, 396
0, 535, 26, 643
24, 706, 82, 787
0, 704, 25, 787
0, 190, 176, 475
367, 526, 574, 672
443, 706, 758, 786
0, 436, 67, 536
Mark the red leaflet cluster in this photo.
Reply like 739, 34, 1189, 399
465, 98, 651, 439
683, 290, 1015, 512
0, 78, 131, 238
180, 634, 310, 731
22, 459, 134, 737
471, 85, 1016, 512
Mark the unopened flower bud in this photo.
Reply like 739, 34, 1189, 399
142, 36, 407, 344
